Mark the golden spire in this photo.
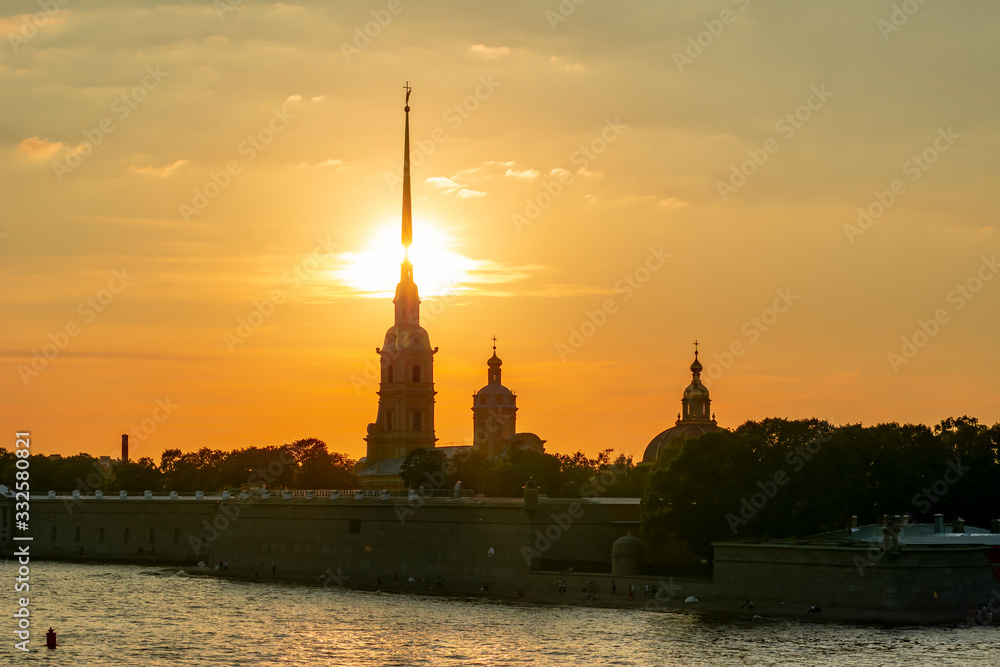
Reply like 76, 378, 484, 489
401, 82, 412, 250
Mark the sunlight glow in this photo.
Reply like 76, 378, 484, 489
333, 219, 480, 297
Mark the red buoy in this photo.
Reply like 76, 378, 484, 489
45, 627, 57, 649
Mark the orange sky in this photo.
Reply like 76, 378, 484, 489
2, 2, 998, 463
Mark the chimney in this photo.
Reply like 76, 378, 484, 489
991, 519, 1000, 534
933, 514, 944, 533
121, 433, 129, 463
951, 517, 965, 534
848, 515, 858, 530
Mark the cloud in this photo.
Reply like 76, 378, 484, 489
17, 137, 65, 160
426, 176, 463, 190
286, 94, 302, 103
469, 44, 511, 60
504, 167, 540, 180
129, 159, 190, 177
657, 198, 687, 209
549, 55, 586, 72
426, 176, 485, 198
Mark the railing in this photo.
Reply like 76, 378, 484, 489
30, 488, 477, 501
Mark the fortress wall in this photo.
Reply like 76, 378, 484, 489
713, 542, 998, 614
9, 496, 638, 589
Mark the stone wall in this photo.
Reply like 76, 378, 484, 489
2, 495, 639, 590
713, 540, 999, 619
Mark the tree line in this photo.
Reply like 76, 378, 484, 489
0, 438, 358, 493
641, 416, 1000, 559
398, 444, 648, 498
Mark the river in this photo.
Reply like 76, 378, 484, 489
1, 562, 996, 665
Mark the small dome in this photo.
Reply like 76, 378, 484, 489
690, 355, 703, 374
642, 422, 723, 463
487, 352, 502, 367
475, 383, 515, 399
684, 382, 709, 399
612, 532, 644, 557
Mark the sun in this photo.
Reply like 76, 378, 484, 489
333, 218, 478, 297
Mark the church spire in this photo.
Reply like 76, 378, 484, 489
393, 83, 420, 325
401, 82, 412, 252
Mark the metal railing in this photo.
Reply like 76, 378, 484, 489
30, 488, 477, 501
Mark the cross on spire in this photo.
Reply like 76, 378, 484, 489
693, 339, 699, 356
492, 335, 498, 352
403, 81, 412, 108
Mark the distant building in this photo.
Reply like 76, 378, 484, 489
472, 343, 517, 458
362, 86, 438, 469
642, 344, 725, 463
357, 88, 543, 488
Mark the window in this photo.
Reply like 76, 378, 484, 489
148, 528, 155, 544
74, 527, 81, 543
51, 526, 57, 542
99, 527, 105, 543
387, 366, 393, 383
412, 365, 421, 382
348, 519, 362, 534
384, 411, 393, 430
123, 528, 130, 544
173, 528, 180, 545
412, 411, 422, 431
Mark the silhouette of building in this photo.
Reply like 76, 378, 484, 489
362, 86, 438, 469
642, 344, 724, 463
472, 342, 517, 458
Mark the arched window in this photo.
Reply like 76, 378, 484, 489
173, 528, 180, 545
412, 365, 421, 383
99, 527, 105, 543
387, 366, 394, 383
148, 528, 155, 544
412, 411, 422, 431
74, 527, 81, 543
51, 526, 57, 542
384, 411, 393, 430
123, 528, 130, 544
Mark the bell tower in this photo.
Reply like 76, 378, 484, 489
364, 83, 438, 463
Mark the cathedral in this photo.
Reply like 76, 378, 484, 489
356, 87, 543, 487
642, 343, 725, 463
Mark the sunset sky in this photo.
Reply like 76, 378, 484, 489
2, 1, 998, 462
